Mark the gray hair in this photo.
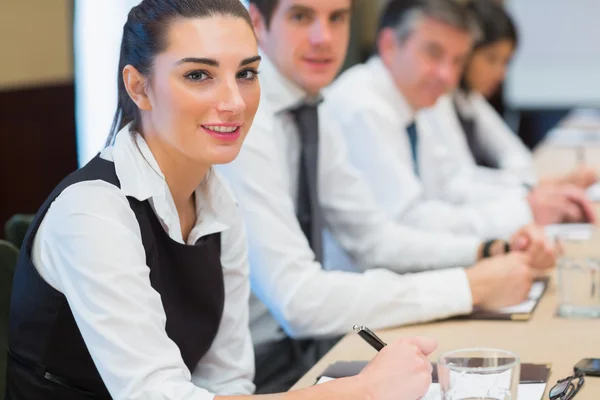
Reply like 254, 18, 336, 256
380, 0, 482, 44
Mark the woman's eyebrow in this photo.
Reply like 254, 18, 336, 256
240, 55, 261, 66
175, 55, 261, 67
176, 57, 219, 67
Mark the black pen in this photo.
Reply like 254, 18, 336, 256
353, 325, 387, 351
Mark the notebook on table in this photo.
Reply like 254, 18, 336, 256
545, 223, 595, 241
315, 360, 551, 400
458, 277, 550, 321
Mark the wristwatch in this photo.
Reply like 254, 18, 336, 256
482, 239, 511, 258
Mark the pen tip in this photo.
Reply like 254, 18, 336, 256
352, 325, 361, 332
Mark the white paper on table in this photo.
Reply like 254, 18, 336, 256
544, 223, 594, 241
497, 280, 546, 314
499, 299, 538, 314
421, 383, 547, 400
587, 182, 600, 201
517, 384, 548, 400
316, 378, 546, 400
315, 376, 335, 384
545, 127, 600, 146
528, 281, 546, 299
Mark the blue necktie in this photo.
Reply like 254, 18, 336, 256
406, 122, 419, 176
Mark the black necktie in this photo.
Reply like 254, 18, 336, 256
290, 103, 323, 263
406, 122, 419, 176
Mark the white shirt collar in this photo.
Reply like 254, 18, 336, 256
105, 125, 238, 240
259, 53, 322, 113
111, 126, 165, 203
453, 89, 477, 118
366, 56, 416, 129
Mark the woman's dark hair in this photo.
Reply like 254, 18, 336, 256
460, 0, 518, 92
106, 0, 253, 146
248, 0, 279, 29
467, 0, 518, 51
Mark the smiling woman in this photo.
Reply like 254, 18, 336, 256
6, 0, 265, 398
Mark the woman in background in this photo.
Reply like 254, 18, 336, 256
456, 0, 597, 188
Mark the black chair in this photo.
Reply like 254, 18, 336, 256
4, 214, 34, 249
0, 240, 18, 393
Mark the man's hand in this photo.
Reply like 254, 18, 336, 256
540, 165, 598, 189
510, 224, 556, 270
565, 165, 598, 189
527, 184, 596, 224
466, 253, 534, 310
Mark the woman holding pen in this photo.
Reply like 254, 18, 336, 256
6, 0, 434, 399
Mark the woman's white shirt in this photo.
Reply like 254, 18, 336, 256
31, 129, 255, 399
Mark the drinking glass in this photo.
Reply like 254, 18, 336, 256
438, 348, 520, 400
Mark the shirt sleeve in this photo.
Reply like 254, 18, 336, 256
417, 96, 534, 206
32, 180, 218, 400
318, 115, 481, 272
334, 107, 532, 240
472, 93, 535, 175
217, 110, 474, 339
190, 201, 255, 395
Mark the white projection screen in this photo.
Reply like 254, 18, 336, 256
504, 0, 600, 109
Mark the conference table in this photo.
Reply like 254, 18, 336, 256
291, 117, 600, 398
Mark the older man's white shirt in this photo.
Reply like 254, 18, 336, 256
419, 90, 536, 201
325, 57, 533, 240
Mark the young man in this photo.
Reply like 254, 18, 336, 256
217, 0, 554, 393
325, 0, 596, 239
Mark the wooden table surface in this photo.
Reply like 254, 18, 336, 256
291, 134, 600, 399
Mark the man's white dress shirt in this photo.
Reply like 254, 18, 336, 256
32, 128, 255, 399
325, 57, 533, 240
217, 56, 477, 347
418, 90, 535, 203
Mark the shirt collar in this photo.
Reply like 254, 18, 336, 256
108, 125, 238, 232
453, 89, 477, 117
111, 126, 165, 203
366, 56, 416, 129
259, 53, 323, 113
